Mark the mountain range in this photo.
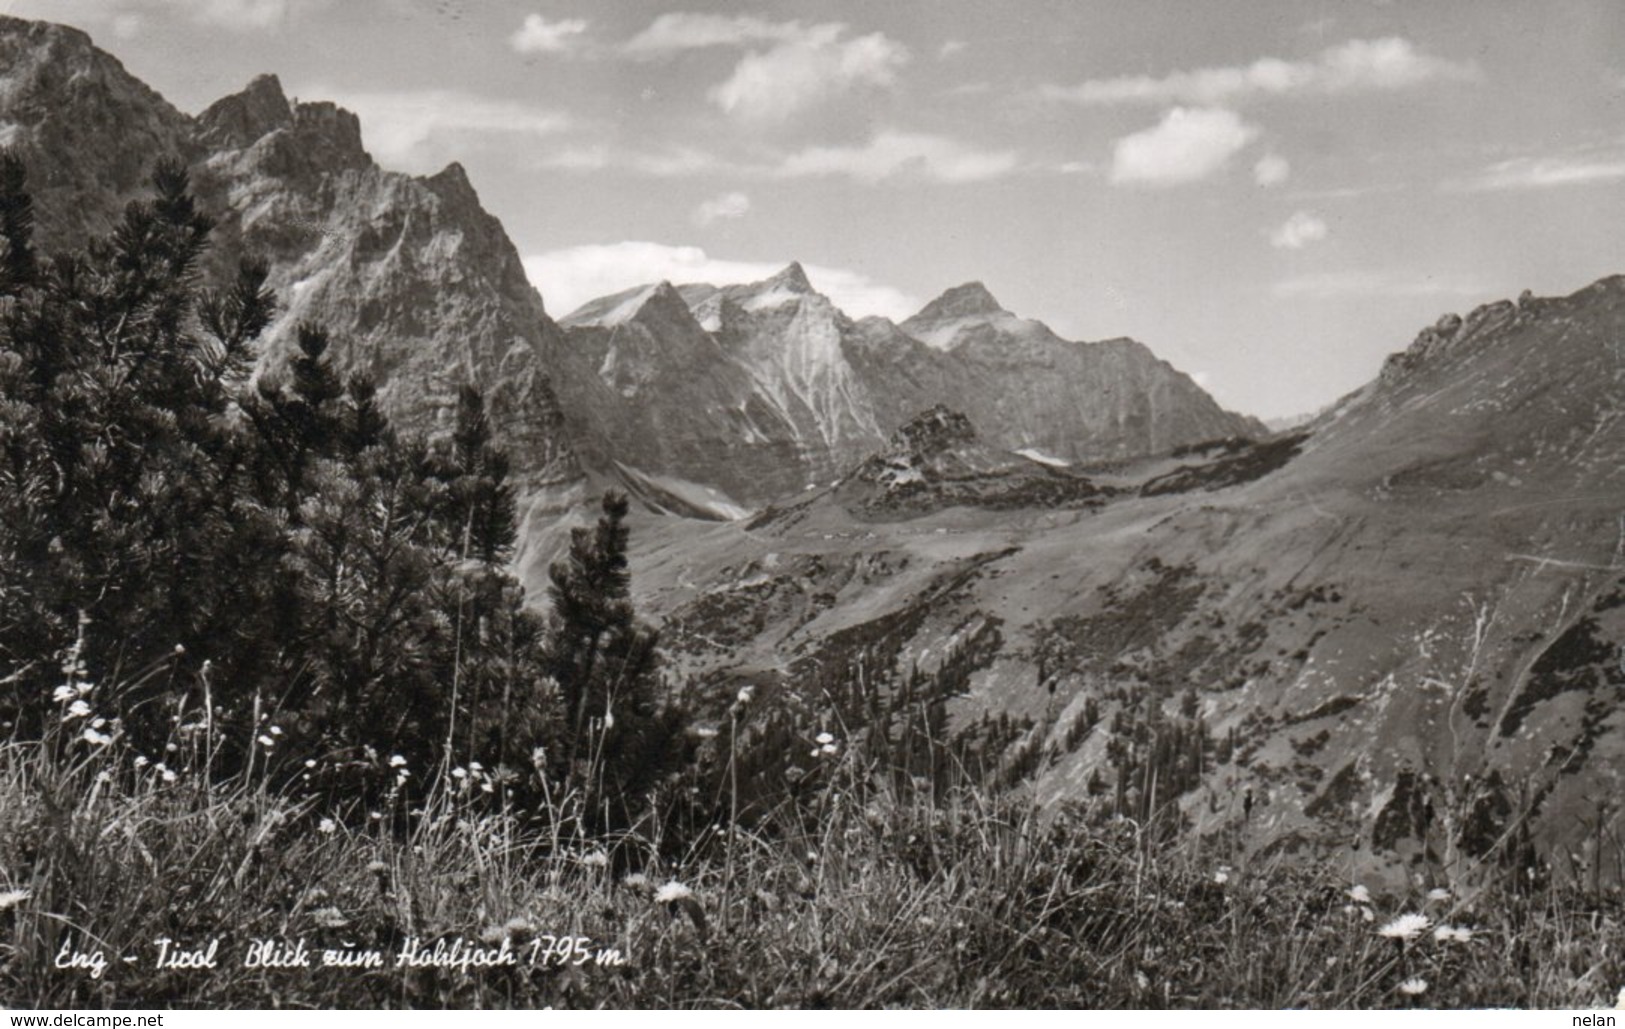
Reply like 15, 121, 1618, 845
4, 14, 1623, 883
0, 15, 1258, 529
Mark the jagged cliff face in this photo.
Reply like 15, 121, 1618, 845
0, 17, 580, 514
559, 267, 1262, 506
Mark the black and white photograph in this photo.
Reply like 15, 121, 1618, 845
0, 0, 1623, 1012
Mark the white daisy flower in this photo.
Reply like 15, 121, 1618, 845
655, 881, 693, 904
1378, 913, 1431, 941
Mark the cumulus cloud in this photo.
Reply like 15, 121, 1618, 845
1269, 210, 1328, 249
708, 25, 909, 123
622, 13, 807, 53
622, 13, 908, 123
509, 13, 588, 55
1254, 153, 1291, 187
307, 87, 572, 171
1271, 270, 1484, 300
775, 130, 1018, 183
1042, 37, 1477, 106
522, 242, 919, 320
1448, 153, 1625, 191
1109, 107, 1259, 186
692, 191, 751, 225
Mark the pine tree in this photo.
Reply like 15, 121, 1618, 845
543, 490, 684, 823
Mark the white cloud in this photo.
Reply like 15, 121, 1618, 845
938, 40, 967, 60
1269, 210, 1328, 249
509, 13, 588, 55
523, 242, 919, 320
621, 14, 908, 122
1254, 153, 1291, 187
1109, 107, 1259, 186
776, 130, 1018, 184
692, 191, 751, 225
307, 87, 572, 171
1271, 270, 1484, 300
622, 13, 807, 54
1042, 37, 1477, 106
1449, 153, 1625, 191
708, 25, 909, 123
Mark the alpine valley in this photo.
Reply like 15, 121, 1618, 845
5, 14, 1623, 886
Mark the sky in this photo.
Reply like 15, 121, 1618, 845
5, 0, 1624, 419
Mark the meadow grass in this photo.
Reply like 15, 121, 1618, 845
1, 725, 1623, 1010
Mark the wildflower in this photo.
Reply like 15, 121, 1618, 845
468, 761, 484, 773
480, 781, 494, 794
134, 755, 150, 769
318, 818, 336, 834
1398, 977, 1429, 996
257, 734, 275, 747
1433, 925, 1473, 943
1347, 884, 1372, 904
1378, 913, 1431, 941
0, 889, 30, 911
310, 907, 349, 929
270, 726, 283, 737
603, 709, 615, 730
75, 681, 93, 696
503, 916, 535, 938
305, 758, 317, 769
388, 754, 407, 768
622, 873, 652, 891
655, 881, 694, 904
52, 684, 76, 703
63, 699, 91, 720
581, 851, 609, 869
81, 726, 112, 746
1214, 868, 1230, 885
1426, 887, 1451, 901
820, 742, 838, 755
174, 644, 185, 655
815, 731, 835, 746
736, 686, 754, 705
164, 742, 177, 752
452, 766, 467, 779
366, 860, 388, 874
94, 770, 111, 784
90, 717, 106, 729
530, 746, 547, 767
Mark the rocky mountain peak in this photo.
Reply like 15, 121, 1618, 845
764, 261, 814, 294
908, 281, 1008, 324
198, 73, 292, 148
288, 98, 368, 165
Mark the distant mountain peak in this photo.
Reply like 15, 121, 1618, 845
909, 281, 1008, 323
764, 261, 814, 293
